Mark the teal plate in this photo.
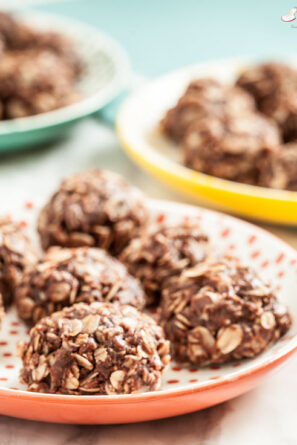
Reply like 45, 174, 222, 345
0, 11, 130, 152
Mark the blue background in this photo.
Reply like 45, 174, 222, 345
34, 0, 296, 77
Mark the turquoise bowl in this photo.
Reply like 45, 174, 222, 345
0, 12, 130, 152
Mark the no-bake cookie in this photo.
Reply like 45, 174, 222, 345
38, 170, 148, 256
0, 294, 4, 328
237, 62, 297, 142
0, 49, 79, 119
0, 218, 37, 306
160, 256, 291, 366
183, 113, 281, 183
0, 12, 83, 77
162, 78, 256, 141
0, 12, 36, 52
15, 246, 146, 324
0, 12, 82, 119
19, 302, 170, 394
259, 141, 297, 190
120, 223, 209, 305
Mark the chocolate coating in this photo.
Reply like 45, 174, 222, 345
183, 113, 281, 183
237, 62, 297, 142
19, 302, 170, 395
15, 246, 146, 324
162, 77, 255, 141
0, 218, 37, 306
38, 170, 149, 256
160, 256, 291, 366
120, 222, 209, 305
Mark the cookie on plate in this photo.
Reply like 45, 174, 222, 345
160, 255, 291, 366
120, 222, 209, 305
183, 113, 281, 184
0, 49, 80, 119
237, 62, 297, 141
0, 12, 83, 77
19, 302, 170, 395
0, 294, 4, 328
38, 170, 148, 256
0, 217, 37, 306
15, 246, 146, 324
161, 77, 255, 141
259, 141, 297, 190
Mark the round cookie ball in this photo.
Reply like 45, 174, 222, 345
236, 62, 297, 142
0, 218, 37, 306
259, 142, 297, 191
15, 246, 146, 324
38, 170, 148, 256
183, 113, 280, 184
19, 302, 171, 395
0, 12, 36, 50
0, 49, 79, 119
160, 256, 291, 366
0, 12, 83, 78
31, 30, 83, 79
161, 77, 255, 142
0, 294, 4, 328
120, 223, 209, 305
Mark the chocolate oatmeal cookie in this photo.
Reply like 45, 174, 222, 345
0, 12, 35, 51
183, 113, 281, 183
19, 302, 170, 394
259, 142, 297, 190
237, 62, 297, 141
160, 256, 291, 366
120, 223, 209, 305
0, 12, 83, 119
0, 218, 37, 306
0, 294, 4, 328
161, 77, 255, 141
31, 31, 83, 78
15, 246, 146, 324
38, 170, 148, 255
0, 49, 79, 119
0, 12, 83, 77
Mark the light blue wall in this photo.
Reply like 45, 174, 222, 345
33, 0, 295, 76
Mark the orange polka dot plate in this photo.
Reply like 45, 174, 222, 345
0, 199, 296, 423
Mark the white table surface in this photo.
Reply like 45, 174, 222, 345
0, 118, 297, 445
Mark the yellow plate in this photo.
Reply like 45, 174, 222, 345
117, 58, 297, 225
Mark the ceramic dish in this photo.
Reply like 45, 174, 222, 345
0, 11, 130, 151
116, 57, 297, 226
0, 198, 296, 424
